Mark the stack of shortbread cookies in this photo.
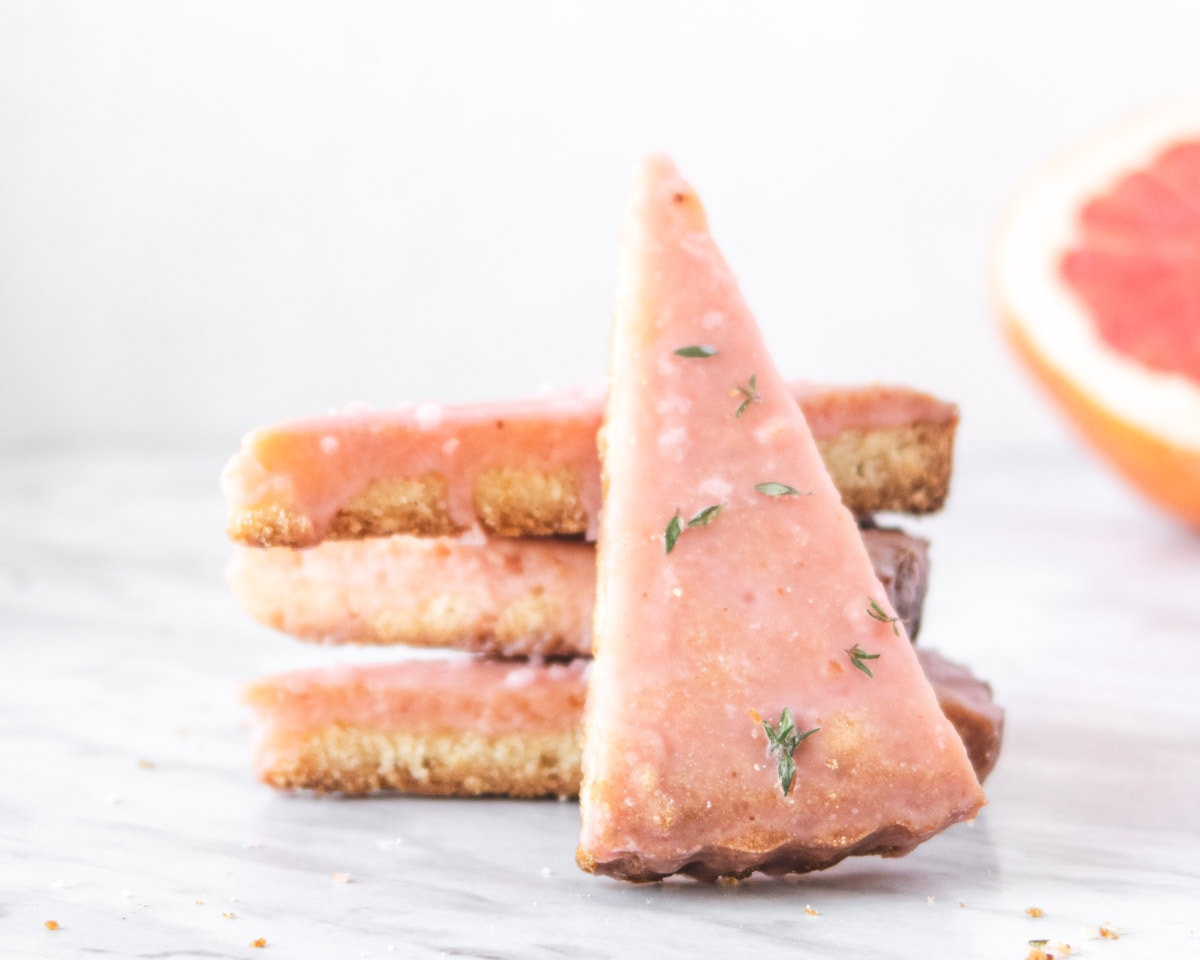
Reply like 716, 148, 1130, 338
223, 382, 1003, 798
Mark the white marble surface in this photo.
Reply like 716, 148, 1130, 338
2, 443, 1199, 959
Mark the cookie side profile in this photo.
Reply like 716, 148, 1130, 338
223, 383, 957, 547
243, 659, 588, 798
226, 526, 929, 654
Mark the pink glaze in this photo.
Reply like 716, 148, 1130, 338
221, 382, 955, 544
226, 534, 595, 654
578, 157, 983, 878
243, 657, 590, 738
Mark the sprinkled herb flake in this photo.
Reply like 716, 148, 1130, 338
754, 482, 810, 498
760, 708, 819, 796
846, 644, 880, 678
867, 597, 901, 635
735, 374, 762, 417
687, 502, 725, 528
674, 345, 718, 358
664, 512, 683, 554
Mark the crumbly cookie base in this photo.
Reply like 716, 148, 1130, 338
256, 726, 582, 799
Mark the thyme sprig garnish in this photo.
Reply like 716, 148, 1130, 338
674, 345, 718, 358
735, 374, 762, 417
761, 707, 819, 796
664, 512, 683, 554
754, 482, 811, 498
846, 644, 880, 678
664, 502, 726, 553
867, 597, 901, 635
686, 502, 725, 527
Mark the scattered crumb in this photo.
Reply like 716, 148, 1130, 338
959, 901, 966, 908
242, 842, 262, 850
44, 921, 59, 931
1099, 925, 1120, 940
194, 899, 204, 906
748, 708, 763, 724
804, 905, 819, 916
927, 896, 935, 904
137, 759, 155, 769
332, 873, 352, 884
1026, 906, 1045, 918
250, 938, 267, 948
1055, 944, 1073, 956
1025, 948, 1048, 960
826, 758, 839, 770
223, 912, 237, 920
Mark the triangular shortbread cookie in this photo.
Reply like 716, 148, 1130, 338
577, 156, 985, 882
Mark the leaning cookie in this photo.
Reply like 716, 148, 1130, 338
242, 650, 1001, 797
227, 526, 930, 656
223, 383, 958, 548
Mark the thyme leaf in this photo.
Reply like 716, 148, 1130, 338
674, 345, 718, 358
754, 482, 810, 498
846, 644, 881, 678
760, 708, 819, 796
664, 512, 682, 554
687, 502, 725, 528
867, 597, 901, 636
734, 373, 762, 417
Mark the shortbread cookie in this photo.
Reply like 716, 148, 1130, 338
244, 658, 588, 798
226, 526, 930, 655
243, 651, 1001, 797
577, 156, 983, 882
223, 383, 957, 548
916, 648, 1004, 782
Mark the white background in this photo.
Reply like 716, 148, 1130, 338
4, 0, 1199, 458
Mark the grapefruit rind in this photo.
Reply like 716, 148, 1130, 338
994, 95, 1200, 452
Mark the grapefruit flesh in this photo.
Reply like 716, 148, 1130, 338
995, 98, 1200, 527
1062, 140, 1200, 382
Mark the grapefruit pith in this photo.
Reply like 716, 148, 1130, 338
994, 97, 1200, 527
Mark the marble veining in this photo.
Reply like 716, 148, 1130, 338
1, 445, 1198, 959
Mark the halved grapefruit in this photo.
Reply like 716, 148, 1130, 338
995, 96, 1200, 527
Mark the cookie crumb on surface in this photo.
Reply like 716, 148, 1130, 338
250, 937, 267, 948
804, 905, 819, 916
137, 759, 155, 769
223, 911, 237, 919
1026, 906, 1045, 918
44, 920, 59, 931
332, 873, 352, 884
1099, 925, 1120, 940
